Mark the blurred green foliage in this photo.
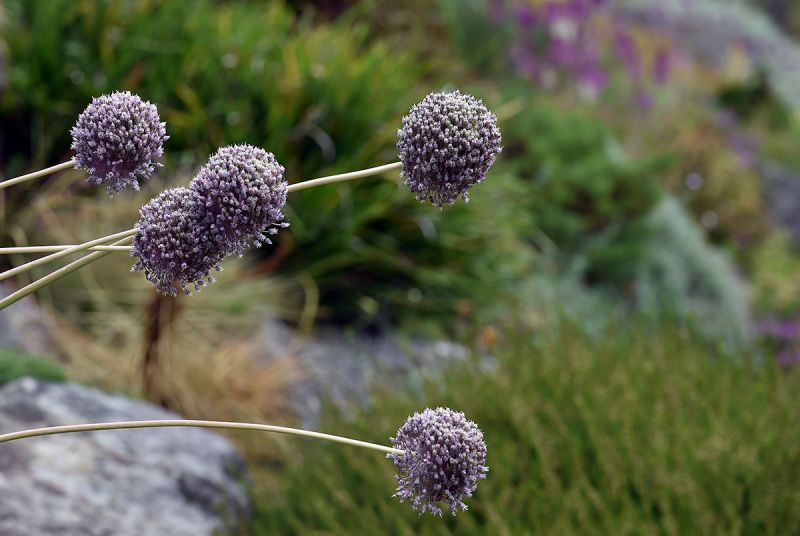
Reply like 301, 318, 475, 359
0, 347, 66, 385
1, 0, 416, 177
502, 93, 667, 285
0, 0, 540, 331
750, 231, 800, 316
634, 197, 750, 345
252, 323, 800, 534
285, 170, 538, 329
3, 0, 505, 328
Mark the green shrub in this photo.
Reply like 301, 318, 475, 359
501, 92, 668, 285
251, 324, 800, 534
0, 0, 418, 178
286, 168, 538, 329
0, 347, 66, 385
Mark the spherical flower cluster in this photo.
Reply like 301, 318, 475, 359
71, 91, 168, 194
189, 144, 288, 257
132, 145, 288, 295
389, 407, 488, 516
131, 187, 225, 296
397, 90, 501, 206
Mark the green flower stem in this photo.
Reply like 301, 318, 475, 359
0, 162, 402, 311
0, 236, 133, 310
0, 229, 138, 283
0, 245, 131, 254
0, 159, 76, 190
0, 419, 405, 455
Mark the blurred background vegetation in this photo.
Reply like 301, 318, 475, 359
3, 0, 800, 532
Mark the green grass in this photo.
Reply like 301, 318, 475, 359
250, 324, 800, 534
0, 347, 66, 385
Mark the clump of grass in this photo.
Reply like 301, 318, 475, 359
251, 322, 800, 534
0, 347, 66, 385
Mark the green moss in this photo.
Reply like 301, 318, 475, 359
0, 347, 66, 386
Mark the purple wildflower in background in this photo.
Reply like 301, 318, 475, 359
71, 91, 168, 194
613, 28, 642, 80
499, 0, 671, 100
189, 144, 288, 257
389, 407, 488, 516
397, 91, 502, 206
131, 187, 225, 296
653, 47, 672, 84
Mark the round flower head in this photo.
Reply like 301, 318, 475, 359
132, 187, 225, 296
389, 407, 488, 516
189, 144, 288, 257
397, 90, 501, 206
71, 91, 168, 194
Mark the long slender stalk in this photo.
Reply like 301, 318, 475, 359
0, 236, 133, 310
286, 162, 402, 193
0, 229, 137, 283
0, 419, 405, 455
0, 162, 403, 310
0, 159, 76, 190
0, 245, 131, 254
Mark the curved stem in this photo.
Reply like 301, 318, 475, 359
286, 162, 402, 193
0, 159, 76, 190
0, 419, 405, 455
0, 236, 133, 310
0, 245, 131, 254
0, 229, 137, 283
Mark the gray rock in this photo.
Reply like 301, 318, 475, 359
0, 378, 249, 536
0, 285, 57, 357
254, 319, 470, 427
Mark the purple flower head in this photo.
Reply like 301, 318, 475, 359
388, 407, 488, 516
189, 144, 289, 257
71, 91, 168, 194
132, 187, 226, 296
397, 91, 502, 206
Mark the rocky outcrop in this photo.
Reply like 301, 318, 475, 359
254, 318, 471, 427
0, 285, 57, 357
0, 378, 249, 536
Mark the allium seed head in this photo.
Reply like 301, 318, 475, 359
397, 90, 501, 206
389, 407, 488, 516
71, 91, 168, 194
189, 144, 288, 257
132, 187, 225, 296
